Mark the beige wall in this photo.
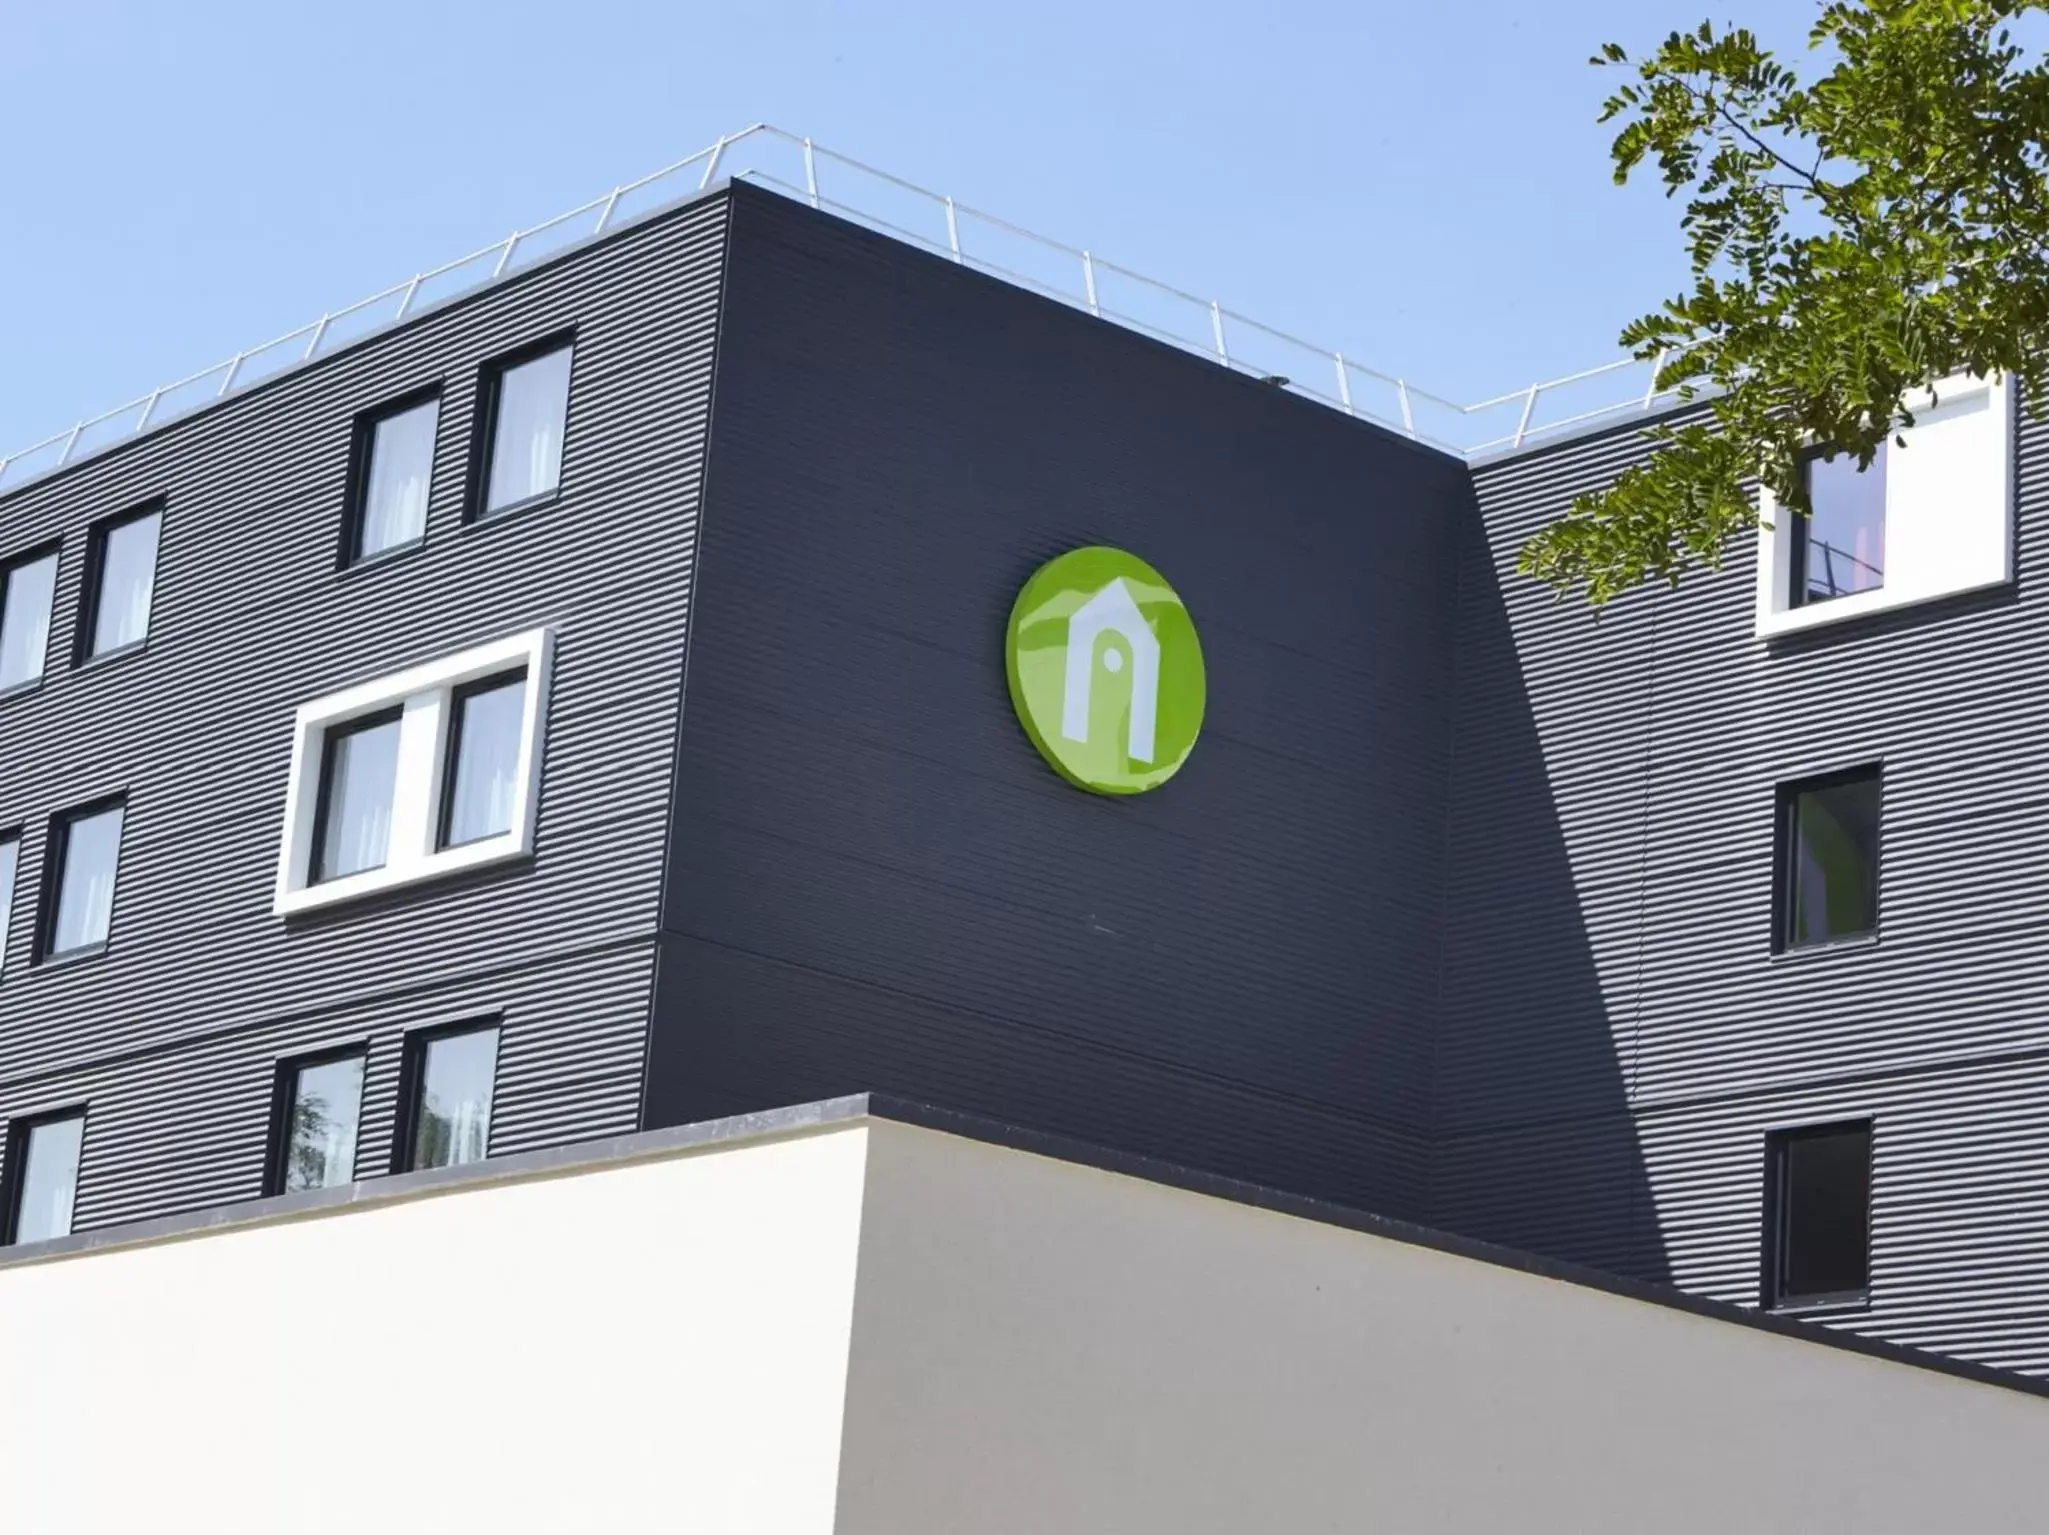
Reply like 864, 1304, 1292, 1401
838, 1120, 2049, 1534
4, 1110, 2043, 1533
0, 1127, 870, 1534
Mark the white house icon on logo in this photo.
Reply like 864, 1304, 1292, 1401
1061, 578, 1161, 764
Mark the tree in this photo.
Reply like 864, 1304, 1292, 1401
1521, 1, 2049, 606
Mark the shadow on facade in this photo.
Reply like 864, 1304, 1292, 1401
1429, 509, 1672, 1286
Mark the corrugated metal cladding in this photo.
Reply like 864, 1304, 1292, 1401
1452, 397, 2049, 1376
642, 183, 1474, 1220
8, 164, 2043, 1384
0, 193, 727, 1224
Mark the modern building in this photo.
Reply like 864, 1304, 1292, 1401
1, 123, 2046, 1424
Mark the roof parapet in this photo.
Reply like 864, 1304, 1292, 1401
0, 124, 1679, 496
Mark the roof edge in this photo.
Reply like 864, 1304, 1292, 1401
2, 1088, 2041, 1404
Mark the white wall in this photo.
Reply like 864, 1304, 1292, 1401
1755, 371, 2011, 634
0, 1126, 871, 1534
838, 1120, 2049, 1534
7, 1110, 2045, 1534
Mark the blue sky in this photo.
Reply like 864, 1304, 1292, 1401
0, 1, 1826, 457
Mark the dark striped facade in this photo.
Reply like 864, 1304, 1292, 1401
0, 192, 726, 1227
641, 186, 1468, 1221
1, 176, 2043, 1379
1451, 403, 2049, 1377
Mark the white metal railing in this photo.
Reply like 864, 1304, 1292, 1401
0, 125, 1682, 495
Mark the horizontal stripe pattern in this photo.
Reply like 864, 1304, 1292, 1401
1448, 393, 2049, 1374
0, 192, 728, 1229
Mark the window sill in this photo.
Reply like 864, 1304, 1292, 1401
465, 489, 561, 530
75, 639, 150, 675
337, 538, 429, 582
1758, 575, 2011, 638
34, 941, 109, 972
1768, 1292, 1871, 1320
275, 837, 530, 917
0, 676, 45, 707
1772, 932, 1879, 964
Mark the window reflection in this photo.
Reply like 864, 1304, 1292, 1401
1787, 773, 1881, 947
282, 1054, 366, 1193
1796, 446, 1886, 605
12, 1114, 84, 1244
410, 1027, 498, 1171
1771, 1121, 1873, 1306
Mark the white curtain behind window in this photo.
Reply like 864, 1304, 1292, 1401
0, 553, 57, 689
486, 346, 572, 512
92, 513, 159, 654
445, 678, 526, 845
360, 400, 438, 558
54, 806, 123, 953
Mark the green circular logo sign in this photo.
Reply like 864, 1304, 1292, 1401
1005, 547, 1206, 795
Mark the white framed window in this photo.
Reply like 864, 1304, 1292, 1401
273, 628, 552, 916
1757, 372, 2012, 636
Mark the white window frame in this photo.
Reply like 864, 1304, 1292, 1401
273, 628, 552, 916
1756, 372, 2012, 636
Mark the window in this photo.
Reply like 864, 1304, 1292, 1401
475, 339, 573, 517
0, 833, 17, 969
271, 1051, 366, 1195
1792, 445, 1886, 606
4, 1111, 85, 1245
42, 800, 125, 960
274, 629, 551, 915
0, 547, 58, 692
311, 708, 403, 882
1778, 769, 1881, 951
440, 671, 527, 848
81, 504, 162, 659
1764, 1120, 1873, 1309
348, 391, 440, 563
399, 1024, 499, 1172
1757, 372, 2011, 634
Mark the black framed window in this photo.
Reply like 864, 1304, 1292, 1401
4, 1109, 86, 1245
80, 503, 162, 660
311, 709, 403, 883
269, 1050, 367, 1195
439, 670, 528, 848
41, 799, 125, 960
1764, 1120, 1873, 1309
1792, 446, 1886, 607
474, 338, 573, 518
1777, 768, 1881, 950
396, 1023, 499, 1172
347, 391, 440, 564
0, 545, 59, 691
0, 831, 17, 970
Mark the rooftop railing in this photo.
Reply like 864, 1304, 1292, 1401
0, 124, 1683, 496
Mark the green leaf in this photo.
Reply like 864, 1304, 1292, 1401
1530, 0, 2049, 606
